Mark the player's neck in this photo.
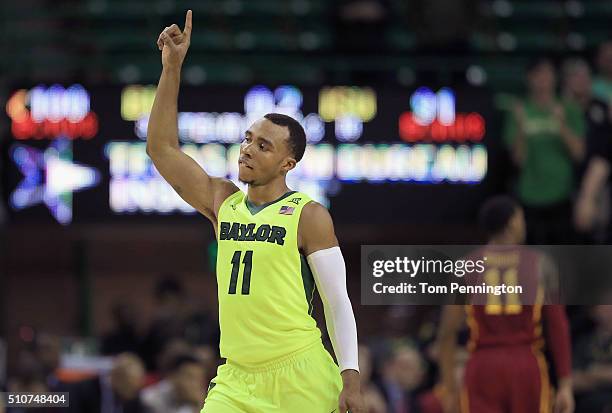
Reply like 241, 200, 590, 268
247, 180, 291, 206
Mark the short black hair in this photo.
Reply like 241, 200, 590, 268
478, 195, 520, 237
154, 275, 184, 300
168, 354, 202, 374
264, 113, 307, 162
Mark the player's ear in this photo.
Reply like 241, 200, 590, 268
281, 156, 297, 174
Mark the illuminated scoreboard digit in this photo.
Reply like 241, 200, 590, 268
399, 87, 485, 143
7, 84, 99, 139
318, 86, 377, 122
121, 85, 156, 121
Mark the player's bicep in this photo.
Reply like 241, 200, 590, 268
148, 147, 238, 220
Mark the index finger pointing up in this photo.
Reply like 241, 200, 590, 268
183, 10, 193, 37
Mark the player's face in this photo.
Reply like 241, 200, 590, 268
239, 118, 296, 185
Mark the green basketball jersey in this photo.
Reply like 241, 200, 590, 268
215, 190, 321, 367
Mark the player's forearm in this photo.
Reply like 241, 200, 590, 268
147, 67, 181, 155
307, 246, 360, 372
323, 297, 360, 372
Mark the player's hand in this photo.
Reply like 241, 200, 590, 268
554, 382, 574, 413
157, 10, 192, 70
338, 370, 364, 413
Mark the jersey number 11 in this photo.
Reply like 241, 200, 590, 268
229, 250, 253, 295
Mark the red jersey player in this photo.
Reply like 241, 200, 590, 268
437, 195, 574, 413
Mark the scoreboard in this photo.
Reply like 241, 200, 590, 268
4, 83, 496, 225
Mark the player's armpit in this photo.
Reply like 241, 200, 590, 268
298, 201, 338, 256
147, 146, 239, 222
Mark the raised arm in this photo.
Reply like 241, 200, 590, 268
146, 10, 238, 225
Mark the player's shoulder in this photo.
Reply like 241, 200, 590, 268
298, 200, 335, 236
298, 201, 337, 253
215, 180, 242, 211
213, 177, 241, 198
300, 200, 332, 223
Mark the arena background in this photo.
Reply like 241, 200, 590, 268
2, 0, 612, 412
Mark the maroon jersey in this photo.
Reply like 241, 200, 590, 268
461, 246, 572, 413
465, 245, 546, 350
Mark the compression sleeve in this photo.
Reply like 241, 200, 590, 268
307, 246, 360, 373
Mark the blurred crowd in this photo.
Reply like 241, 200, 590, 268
3, 275, 219, 413
503, 40, 612, 245
4, 298, 612, 413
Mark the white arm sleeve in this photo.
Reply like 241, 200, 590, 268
307, 246, 360, 373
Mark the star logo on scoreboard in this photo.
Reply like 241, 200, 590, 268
10, 139, 100, 224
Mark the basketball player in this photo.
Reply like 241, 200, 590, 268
147, 10, 363, 413
437, 196, 573, 413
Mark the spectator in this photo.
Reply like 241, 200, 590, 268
376, 344, 426, 413
573, 305, 612, 412
192, 344, 219, 390
141, 276, 189, 370
5, 353, 57, 413
142, 354, 206, 413
7, 352, 48, 394
33, 334, 63, 392
564, 58, 612, 241
101, 301, 141, 356
358, 344, 387, 413
151, 338, 191, 385
504, 57, 585, 243
593, 40, 612, 106
419, 345, 467, 413
142, 276, 218, 372
70, 353, 147, 413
